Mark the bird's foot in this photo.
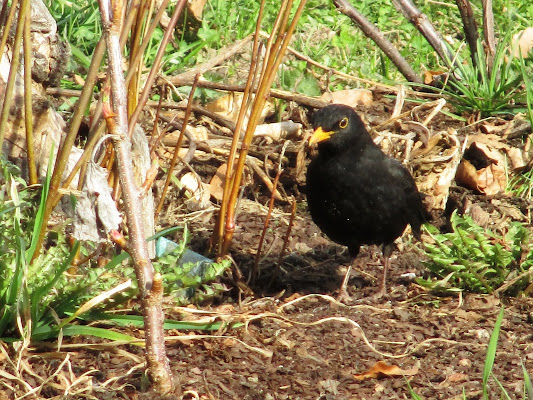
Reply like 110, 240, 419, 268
336, 287, 353, 304
338, 285, 390, 304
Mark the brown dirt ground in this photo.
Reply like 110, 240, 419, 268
1, 94, 532, 400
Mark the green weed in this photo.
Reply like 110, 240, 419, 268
0, 158, 230, 342
419, 212, 532, 295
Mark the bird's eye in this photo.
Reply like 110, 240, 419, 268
339, 117, 348, 129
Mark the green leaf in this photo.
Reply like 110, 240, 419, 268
483, 308, 505, 398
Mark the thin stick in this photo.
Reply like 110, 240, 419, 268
252, 168, 283, 282
0, 0, 26, 149
23, 1, 36, 185
155, 74, 200, 218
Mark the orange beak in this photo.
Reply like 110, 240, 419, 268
309, 127, 333, 146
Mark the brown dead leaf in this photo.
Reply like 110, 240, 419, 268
456, 141, 508, 195
181, 172, 211, 210
205, 92, 273, 126
353, 361, 419, 381
321, 89, 373, 107
506, 147, 526, 170
437, 372, 469, 388
188, 125, 209, 142
208, 163, 227, 202
456, 159, 481, 192
423, 70, 447, 85
74, 74, 86, 86
512, 27, 533, 57
188, 0, 207, 20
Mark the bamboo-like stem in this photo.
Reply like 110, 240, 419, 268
79, 5, 139, 190
31, 37, 107, 260
97, 0, 172, 392
127, 0, 152, 116
155, 74, 200, 218
0, 0, 19, 68
0, 0, 27, 150
0, 0, 10, 27
90, 1, 139, 131
219, 0, 307, 256
127, 0, 186, 137
212, 16, 264, 256
23, 0, 36, 185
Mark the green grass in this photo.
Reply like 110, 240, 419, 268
45, 0, 533, 105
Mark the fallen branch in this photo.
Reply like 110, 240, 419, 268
333, 0, 423, 84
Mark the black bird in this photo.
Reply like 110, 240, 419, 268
306, 104, 425, 298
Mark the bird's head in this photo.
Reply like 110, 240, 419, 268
309, 104, 368, 150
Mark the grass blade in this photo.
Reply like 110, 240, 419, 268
483, 307, 505, 398
524, 362, 533, 400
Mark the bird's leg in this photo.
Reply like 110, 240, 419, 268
338, 262, 353, 301
376, 243, 395, 297
376, 255, 390, 296
338, 246, 359, 302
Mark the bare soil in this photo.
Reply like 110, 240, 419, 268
1, 94, 532, 400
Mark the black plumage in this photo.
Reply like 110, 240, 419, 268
306, 104, 425, 297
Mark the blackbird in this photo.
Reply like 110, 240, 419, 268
306, 104, 425, 298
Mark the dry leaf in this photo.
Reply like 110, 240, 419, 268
456, 159, 480, 191
448, 373, 469, 383
188, 125, 209, 142
74, 74, 85, 86
181, 172, 211, 210
423, 70, 447, 85
512, 27, 533, 57
205, 92, 274, 127
416, 130, 463, 210
321, 89, 373, 107
437, 372, 469, 388
353, 361, 419, 381
208, 163, 227, 201
188, 0, 207, 20
456, 141, 508, 195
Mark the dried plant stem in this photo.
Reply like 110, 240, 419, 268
0, 0, 26, 149
454, 0, 478, 64
127, 0, 187, 137
211, 3, 265, 256
214, 0, 307, 258
97, 0, 172, 392
155, 74, 200, 218
252, 168, 283, 282
0, 0, 19, 79
0, 0, 10, 27
481, 0, 495, 75
23, 1, 36, 185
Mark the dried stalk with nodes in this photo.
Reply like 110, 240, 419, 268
210, 0, 308, 259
